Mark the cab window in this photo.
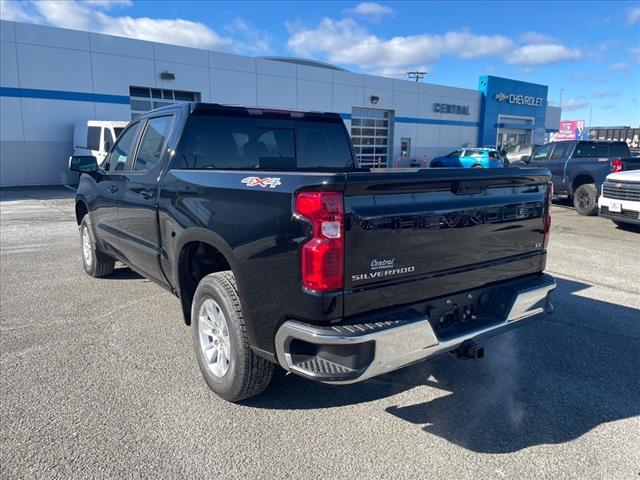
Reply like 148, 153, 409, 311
532, 144, 553, 161
108, 123, 139, 172
550, 142, 571, 160
134, 116, 174, 171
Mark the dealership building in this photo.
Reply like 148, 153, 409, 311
0, 20, 561, 187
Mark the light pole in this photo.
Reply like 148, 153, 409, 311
559, 88, 565, 108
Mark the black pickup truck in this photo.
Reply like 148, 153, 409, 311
524, 140, 640, 215
71, 103, 556, 402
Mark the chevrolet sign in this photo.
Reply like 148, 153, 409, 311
494, 92, 543, 107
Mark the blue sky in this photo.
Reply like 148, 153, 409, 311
2, 0, 639, 126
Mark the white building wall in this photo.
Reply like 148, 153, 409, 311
1, 19, 488, 186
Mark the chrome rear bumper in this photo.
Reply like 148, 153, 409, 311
275, 274, 556, 383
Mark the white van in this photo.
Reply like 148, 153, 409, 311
73, 121, 128, 166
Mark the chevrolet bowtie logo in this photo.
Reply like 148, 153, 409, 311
494, 92, 509, 102
616, 183, 624, 188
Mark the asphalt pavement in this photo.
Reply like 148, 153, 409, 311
1, 187, 639, 479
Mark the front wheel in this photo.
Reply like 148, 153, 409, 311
471, 164, 484, 169
79, 216, 114, 277
573, 183, 598, 216
191, 271, 274, 402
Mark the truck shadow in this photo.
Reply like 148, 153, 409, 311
246, 277, 640, 454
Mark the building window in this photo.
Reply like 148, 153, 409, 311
351, 108, 392, 168
128, 87, 200, 119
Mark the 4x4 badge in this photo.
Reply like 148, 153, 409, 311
241, 177, 281, 188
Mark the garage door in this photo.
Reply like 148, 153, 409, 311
351, 108, 392, 168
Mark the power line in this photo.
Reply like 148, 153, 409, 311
407, 71, 429, 82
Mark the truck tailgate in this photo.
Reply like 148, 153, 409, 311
342, 168, 551, 316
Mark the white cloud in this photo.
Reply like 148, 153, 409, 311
345, 2, 393, 20
96, 13, 231, 50
592, 90, 618, 98
1, 0, 265, 52
629, 7, 640, 25
519, 32, 554, 44
610, 62, 631, 76
562, 99, 591, 111
224, 17, 272, 55
628, 47, 640, 65
84, 0, 132, 9
506, 44, 582, 65
287, 18, 515, 70
0, 0, 34, 22
287, 17, 582, 71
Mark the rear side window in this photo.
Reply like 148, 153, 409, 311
550, 143, 571, 160
134, 116, 174, 171
609, 142, 630, 158
173, 115, 354, 170
87, 126, 101, 150
573, 142, 608, 158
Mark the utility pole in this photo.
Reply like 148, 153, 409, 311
407, 71, 428, 82
559, 88, 565, 108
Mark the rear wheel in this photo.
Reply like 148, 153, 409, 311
573, 183, 598, 216
191, 271, 274, 402
431, 162, 444, 168
79, 216, 114, 277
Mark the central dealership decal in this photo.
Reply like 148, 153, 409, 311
241, 176, 281, 188
494, 92, 543, 107
433, 103, 470, 115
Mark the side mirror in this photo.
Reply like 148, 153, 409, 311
521, 155, 531, 163
104, 141, 111, 152
69, 155, 98, 173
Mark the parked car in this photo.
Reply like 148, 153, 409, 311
73, 120, 128, 166
504, 144, 542, 165
430, 148, 504, 168
70, 103, 556, 402
525, 140, 640, 215
598, 169, 640, 228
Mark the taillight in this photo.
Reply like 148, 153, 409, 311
611, 159, 623, 173
543, 181, 552, 250
295, 191, 344, 292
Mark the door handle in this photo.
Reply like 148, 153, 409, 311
108, 185, 118, 193
140, 187, 154, 200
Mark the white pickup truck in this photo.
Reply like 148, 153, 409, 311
598, 169, 640, 228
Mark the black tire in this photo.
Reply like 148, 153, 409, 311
573, 183, 598, 216
431, 162, 444, 168
191, 271, 274, 402
79, 216, 115, 277
472, 164, 484, 168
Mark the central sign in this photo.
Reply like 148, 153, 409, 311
494, 92, 543, 107
433, 103, 470, 115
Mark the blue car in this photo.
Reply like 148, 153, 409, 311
430, 148, 504, 168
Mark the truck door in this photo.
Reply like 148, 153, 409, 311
116, 114, 176, 284
529, 143, 560, 189
547, 142, 573, 194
